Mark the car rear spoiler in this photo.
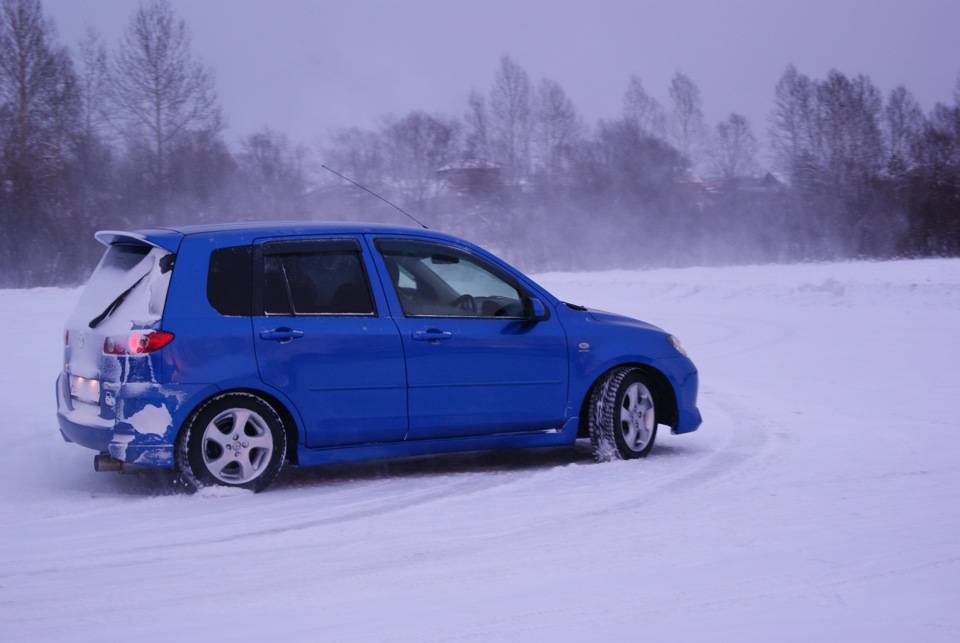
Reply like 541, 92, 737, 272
95, 229, 184, 254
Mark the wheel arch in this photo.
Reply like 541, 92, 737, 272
577, 363, 678, 436
176, 387, 302, 466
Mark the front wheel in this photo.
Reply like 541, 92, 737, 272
588, 367, 658, 461
177, 393, 287, 492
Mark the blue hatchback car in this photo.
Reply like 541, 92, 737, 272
57, 223, 701, 491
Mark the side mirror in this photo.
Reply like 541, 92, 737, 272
524, 296, 550, 322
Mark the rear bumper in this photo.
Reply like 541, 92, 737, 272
58, 409, 175, 467
56, 372, 182, 469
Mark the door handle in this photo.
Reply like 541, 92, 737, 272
412, 329, 453, 342
260, 328, 305, 343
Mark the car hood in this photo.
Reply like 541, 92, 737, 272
586, 308, 666, 334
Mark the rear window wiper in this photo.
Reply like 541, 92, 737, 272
88, 273, 147, 329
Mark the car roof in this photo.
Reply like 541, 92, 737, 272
94, 220, 559, 307
158, 221, 426, 237
97, 221, 462, 253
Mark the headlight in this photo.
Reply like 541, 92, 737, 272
666, 334, 687, 356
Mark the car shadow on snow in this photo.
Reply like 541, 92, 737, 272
75, 441, 597, 497
265, 434, 706, 491
72, 437, 704, 497
269, 440, 598, 491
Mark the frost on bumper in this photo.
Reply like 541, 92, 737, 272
108, 386, 184, 466
58, 373, 184, 468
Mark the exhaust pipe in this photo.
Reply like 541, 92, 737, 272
93, 453, 125, 473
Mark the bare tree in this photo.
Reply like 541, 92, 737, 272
815, 70, 884, 184
668, 72, 705, 167
0, 0, 74, 177
464, 89, 490, 161
76, 28, 109, 144
382, 111, 458, 205
709, 113, 758, 181
109, 0, 220, 217
532, 77, 581, 186
769, 67, 888, 256
70, 28, 119, 230
234, 128, 305, 218
768, 65, 817, 181
322, 126, 384, 187
883, 85, 924, 175
0, 0, 80, 285
912, 94, 960, 255
622, 74, 666, 140
43, 46, 78, 180
489, 55, 531, 187
592, 117, 684, 201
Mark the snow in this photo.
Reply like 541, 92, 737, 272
68, 245, 169, 337
2, 258, 959, 641
121, 402, 172, 436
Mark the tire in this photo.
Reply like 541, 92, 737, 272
588, 367, 658, 461
177, 393, 287, 492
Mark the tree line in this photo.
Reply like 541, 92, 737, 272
1, 0, 957, 287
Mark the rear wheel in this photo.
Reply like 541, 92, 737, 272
588, 368, 658, 461
177, 393, 287, 492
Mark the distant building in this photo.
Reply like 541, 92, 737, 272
435, 160, 502, 197
704, 172, 786, 196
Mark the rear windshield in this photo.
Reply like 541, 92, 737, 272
70, 243, 174, 333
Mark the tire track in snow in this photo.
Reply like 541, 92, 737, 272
537, 392, 788, 523
680, 312, 796, 362
315, 391, 797, 595
0, 463, 555, 583
305, 393, 790, 592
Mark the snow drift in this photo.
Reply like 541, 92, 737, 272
1, 258, 958, 641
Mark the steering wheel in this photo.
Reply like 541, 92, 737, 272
452, 294, 476, 314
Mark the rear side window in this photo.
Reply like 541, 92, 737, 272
208, 246, 253, 316
261, 239, 375, 316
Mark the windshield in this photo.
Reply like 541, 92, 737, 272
70, 243, 174, 334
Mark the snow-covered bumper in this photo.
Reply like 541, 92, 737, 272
55, 372, 201, 468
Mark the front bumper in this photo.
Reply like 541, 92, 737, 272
651, 354, 702, 435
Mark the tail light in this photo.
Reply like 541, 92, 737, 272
104, 331, 175, 355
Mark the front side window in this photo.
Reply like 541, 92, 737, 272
261, 239, 375, 316
376, 239, 524, 318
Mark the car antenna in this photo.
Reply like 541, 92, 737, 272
321, 165, 429, 229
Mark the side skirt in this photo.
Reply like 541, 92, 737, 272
295, 417, 579, 468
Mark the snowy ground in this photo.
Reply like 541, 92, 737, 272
2, 259, 959, 641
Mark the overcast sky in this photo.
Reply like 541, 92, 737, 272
43, 0, 960, 150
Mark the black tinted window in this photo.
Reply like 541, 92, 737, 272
208, 246, 253, 316
262, 240, 374, 316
